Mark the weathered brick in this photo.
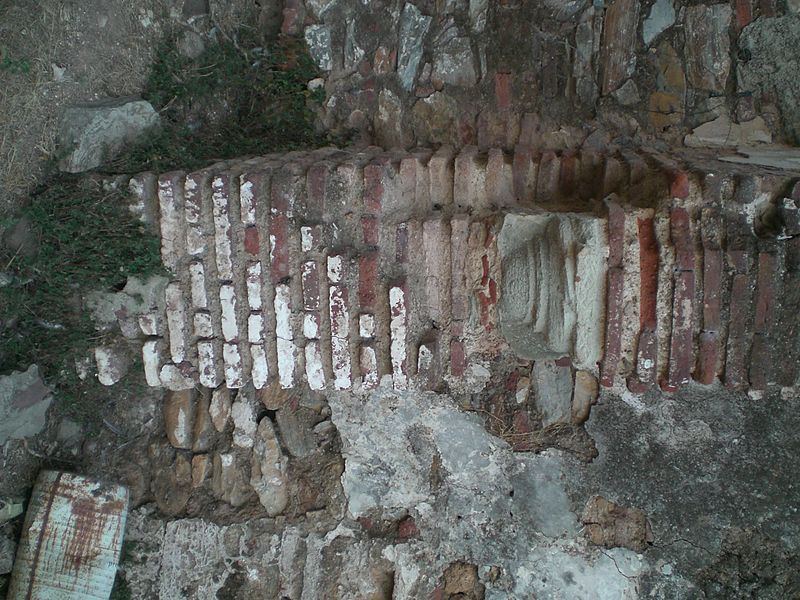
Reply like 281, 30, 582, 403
606, 199, 625, 269
512, 145, 537, 205
274, 283, 293, 341
359, 252, 379, 311
486, 148, 513, 207
725, 251, 752, 390
239, 174, 258, 225
360, 344, 379, 389
269, 213, 290, 283
602, 157, 626, 198
164, 389, 195, 449
142, 339, 164, 386
495, 72, 512, 111
184, 172, 206, 256
450, 215, 470, 321
304, 341, 325, 390
302, 260, 321, 311
670, 206, 694, 271
244, 226, 260, 256
246, 262, 263, 311
189, 261, 208, 309
749, 252, 778, 389
453, 146, 486, 210
198, 340, 222, 388
212, 175, 234, 280
329, 284, 352, 391
450, 337, 466, 377
359, 314, 376, 339
276, 337, 297, 389
536, 151, 561, 203
301, 224, 322, 252
248, 312, 265, 344
158, 173, 186, 271
361, 215, 379, 246
139, 313, 159, 337
695, 331, 719, 385
363, 163, 385, 215
423, 219, 450, 324
702, 248, 722, 331
628, 328, 658, 392
303, 312, 321, 339
600, 267, 624, 387
165, 282, 189, 363
159, 363, 196, 391
250, 343, 268, 386
396, 223, 409, 263
429, 146, 455, 208
663, 270, 695, 391
219, 284, 239, 342
390, 283, 409, 389
638, 217, 659, 329
670, 171, 690, 200
193, 312, 214, 339
223, 342, 244, 388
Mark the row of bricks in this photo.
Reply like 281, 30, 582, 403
602, 196, 792, 393
140, 209, 491, 390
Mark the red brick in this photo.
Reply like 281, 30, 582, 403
702, 249, 722, 331
606, 200, 625, 269
358, 252, 379, 311
495, 72, 513, 111
753, 252, 777, 333
361, 215, 379, 246
600, 267, 624, 388
244, 226, 259, 256
670, 171, 690, 200
725, 271, 752, 390
363, 163, 384, 215
270, 213, 290, 282
663, 270, 695, 391
450, 338, 466, 377
396, 223, 409, 263
638, 217, 659, 329
306, 163, 328, 220
735, 0, 753, 31
670, 207, 694, 271
695, 331, 720, 385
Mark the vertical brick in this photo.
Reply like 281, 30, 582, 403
302, 261, 321, 311
486, 148, 514, 207
396, 223, 409, 263
695, 332, 720, 385
329, 284, 352, 390
189, 261, 208, 309
638, 218, 659, 329
450, 215, 470, 322
512, 145, 537, 205
193, 312, 214, 338
304, 341, 325, 390
662, 270, 695, 391
158, 173, 185, 271
239, 174, 258, 225
358, 252, 379, 311
725, 250, 752, 390
212, 175, 234, 280
219, 284, 239, 342
702, 249, 722, 331
670, 207, 694, 271
301, 224, 322, 252
535, 151, 561, 203
453, 146, 487, 210
223, 342, 244, 388
390, 283, 409, 389
143, 339, 164, 386
360, 345, 379, 390
248, 313, 265, 344
303, 312, 321, 339
361, 215, 379, 246
198, 340, 222, 388
450, 337, 466, 377
251, 344, 269, 389
429, 146, 455, 208
246, 262, 263, 311
165, 282, 189, 364
749, 252, 778, 390
269, 213, 290, 283
184, 172, 206, 256
244, 226, 260, 256
495, 72, 512, 111
606, 199, 625, 268
627, 328, 658, 392
276, 338, 297, 389
363, 163, 385, 215
558, 152, 577, 199
423, 219, 450, 324
600, 268, 624, 387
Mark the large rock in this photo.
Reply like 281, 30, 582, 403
684, 4, 732, 93
397, 3, 432, 91
0, 365, 52, 444
57, 98, 160, 173
738, 16, 800, 143
249, 418, 289, 516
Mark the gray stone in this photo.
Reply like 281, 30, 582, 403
642, 0, 675, 46
432, 37, 478, 87
469, 0, 488, 32
574, 6, 599, 106
305, 0, 337, 19
0, 532, 15, 575
612, 78, 641, 106
531, 360, 574, 426
211, 451, 253, 507
250, 418, 289, 516
275, 407, 317, 458
397, 3, 432, 91
2, 216, 37, 259
176, 30, 205, 59
684, 4, 731, 93
344, 20, 364, 70
0, 365, 52, 444
57, 98, 160, 173
304, 25, 333, 72
684, 114, 772, 148
86, 275, 168, 336
738, 16, 800, 143
94, 344, 130, 386
789, 0, 800, 13
374, 89, 405, 148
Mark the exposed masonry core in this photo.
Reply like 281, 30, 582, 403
125, 145, 799, 395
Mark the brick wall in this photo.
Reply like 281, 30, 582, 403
124, 144, 800, 396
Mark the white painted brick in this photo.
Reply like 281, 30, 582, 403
158, 176, 183, 271
165, 282, 188, 363
239, 176, 257, 225
359, 314, 375, 339
329, 286, 350, 340
327, 254, 344, 283
304, 341, 325, 390
276, 337, 296, 389
418, 343, 434, 372
389, 285, 408, 390
186, 226, 206, 256
212, 176, 234, 280
194, 312, 214, 338
223, 342, 244, 388
219, 284, 239, 342
248, 312, 265, 344
159, 363, 196, 390
303, 312, 321, 339
251, 344, 269, 389
139, 313, 159, 337
142, 339, 163, 386
360, 345, 379, 389
189, 261, 208, 309
301, 226, 314, 252
198, 340, 222, 388
331, 336, 352, 390
246, 262, 263, 311
184, 173, 202, 223
274, 283, 293, 340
